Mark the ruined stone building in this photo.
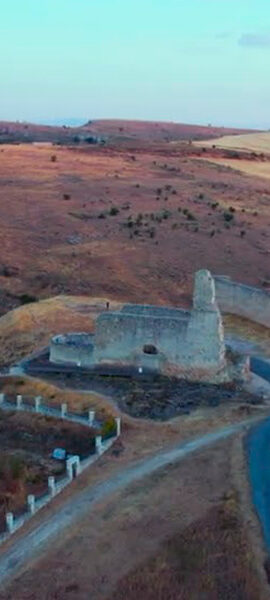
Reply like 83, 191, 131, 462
50, 270, 235, 382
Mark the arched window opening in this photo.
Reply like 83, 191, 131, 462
143, 344, 158, 355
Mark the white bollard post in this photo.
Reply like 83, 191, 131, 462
16, 395, 22, 410
48, 476, 56, 497
88, 410, 95, 426
66, 459, 73, 480
115, 417, 121, 437
95, 435, 103, 455
0, 393, 4, 404
6, 512, 14, 534
75, 456, 81, 476
35, 396, 41, 412
61, 403, 67, 418
27, 494, 36, 515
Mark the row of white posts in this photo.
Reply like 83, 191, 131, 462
0, 393, 121, 536
0, 393, 102, 428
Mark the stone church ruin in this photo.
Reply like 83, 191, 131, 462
50, 269, 247, 383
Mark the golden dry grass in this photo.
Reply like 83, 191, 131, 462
0, 294, 121, 367
224, 314, 270, 356
0, 375, 117, 419
195, 132, 270, 154
200, 157, 270, 181
108, 495, 263, 600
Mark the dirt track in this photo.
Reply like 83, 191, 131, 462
0, 415, 263, 590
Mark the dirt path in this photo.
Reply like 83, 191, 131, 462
0, 415, 263, 590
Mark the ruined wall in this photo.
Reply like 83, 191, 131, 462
122, 304, 190, 319
49, 270, 229, 382
93, 312, 189, 369
50, 333, 94, 366
214, 277, 270, 328
93, 299, 226, 379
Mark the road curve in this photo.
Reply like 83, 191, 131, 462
0, 415, 263, 589
250, 357, 270, 383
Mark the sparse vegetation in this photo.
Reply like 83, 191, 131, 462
224, 211, 234, 222
109, 206, 119, 216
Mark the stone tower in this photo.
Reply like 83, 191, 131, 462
186, 269, 226, 374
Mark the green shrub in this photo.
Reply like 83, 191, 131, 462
101, 417, 116, 440
109, 206, 119, 216
223, 211, 234, 222
19, 294, 37, 305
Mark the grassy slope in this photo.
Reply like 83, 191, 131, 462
0, 142, 269, 320
0, 295, 121, 368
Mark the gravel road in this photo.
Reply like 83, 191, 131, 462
0, 415, 262, 589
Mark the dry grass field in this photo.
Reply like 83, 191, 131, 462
0, 140, 269, 322
194, 132, 270, 179
195, 132, 270, 154
199, 157, 270, 181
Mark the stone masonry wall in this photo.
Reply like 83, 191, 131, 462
50, 333, 94, 366
93, 312, 189, 368
214, 277, 270, 328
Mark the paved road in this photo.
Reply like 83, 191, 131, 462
0, 415, 263, 589
250, 357, 270, 383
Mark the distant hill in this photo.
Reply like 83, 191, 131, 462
0, 118, 260, 145
82, 119, 259, 142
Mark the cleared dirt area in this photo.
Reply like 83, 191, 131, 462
0, 435, 268, 600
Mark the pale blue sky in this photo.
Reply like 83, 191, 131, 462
0, 0, 269, 128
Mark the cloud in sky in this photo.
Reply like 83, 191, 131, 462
239, 33, 270, 47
